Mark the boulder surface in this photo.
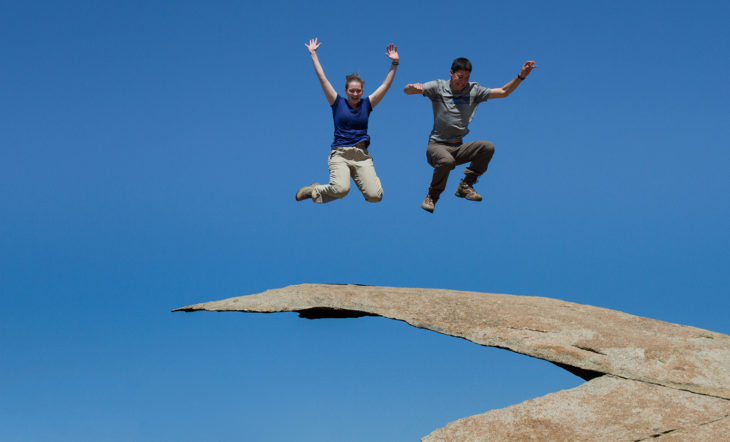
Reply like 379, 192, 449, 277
174, 283, 730, 440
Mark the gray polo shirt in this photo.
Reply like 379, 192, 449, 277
423, 79, 490, 143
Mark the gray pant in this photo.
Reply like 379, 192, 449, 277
426, 140, 495, 198
311, 146, 383, 204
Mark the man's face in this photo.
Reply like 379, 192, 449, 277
449, 69, 470, 91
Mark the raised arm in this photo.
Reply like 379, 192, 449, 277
487, 60, 537, 99
403, 83, 424, 95
306, 38, 337, 105
368, 44, 399, 108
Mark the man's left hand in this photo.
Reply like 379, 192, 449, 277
520, 61, 537, 78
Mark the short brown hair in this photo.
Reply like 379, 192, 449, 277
345, 73, 364, 89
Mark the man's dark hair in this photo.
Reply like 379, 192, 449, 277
451, 57, 472, 72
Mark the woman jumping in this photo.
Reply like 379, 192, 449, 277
295, 38, 399, 203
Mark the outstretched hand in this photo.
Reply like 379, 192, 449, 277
305, 38, 322, 54
404, 83, 424, 94
520, 60, 537, 77
385, 44, 399, 62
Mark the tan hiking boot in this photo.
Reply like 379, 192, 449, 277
421, 193, 436, 213
295, 182, 319, 201
455, 180, 482, 201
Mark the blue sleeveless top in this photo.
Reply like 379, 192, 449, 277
331, 95, 372, 148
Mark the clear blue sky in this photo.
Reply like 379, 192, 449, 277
2, 0, 728, 440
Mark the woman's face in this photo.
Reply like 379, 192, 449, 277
345, 81, 363, 103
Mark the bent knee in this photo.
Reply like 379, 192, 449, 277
365, 193, 383, 203
363, 186, 383, 203
479, 141, 495, 154
331, 184, 350, 199
435, 159, 456, 170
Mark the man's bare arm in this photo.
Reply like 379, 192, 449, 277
403, 83, 424, 95
488, 60, 537, 99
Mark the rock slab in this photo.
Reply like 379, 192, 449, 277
174, 284, 730, 440
424, 376, 730, 441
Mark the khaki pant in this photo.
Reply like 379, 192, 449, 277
312, 146, 383, 204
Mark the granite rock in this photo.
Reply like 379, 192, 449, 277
423, 376, 730, 441
174, 284, 730, 440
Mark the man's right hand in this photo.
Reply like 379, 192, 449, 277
404, 83, 424, 95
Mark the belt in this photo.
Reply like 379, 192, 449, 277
433, 139, 462, 147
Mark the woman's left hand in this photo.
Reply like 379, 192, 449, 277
386, 44, 399, 62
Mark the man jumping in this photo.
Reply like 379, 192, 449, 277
404, 58, 537, 213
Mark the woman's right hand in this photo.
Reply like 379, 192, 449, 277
305, 38, 321, 55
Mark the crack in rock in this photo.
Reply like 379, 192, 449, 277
507, 326, 551, 333
573, 345, 607, 356
634, 428, 678, 440
635, 414, 729, 440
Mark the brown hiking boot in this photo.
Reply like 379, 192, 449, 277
455, 180, 482, 201
421, 193, 437, 213
295, 182, 319, 201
